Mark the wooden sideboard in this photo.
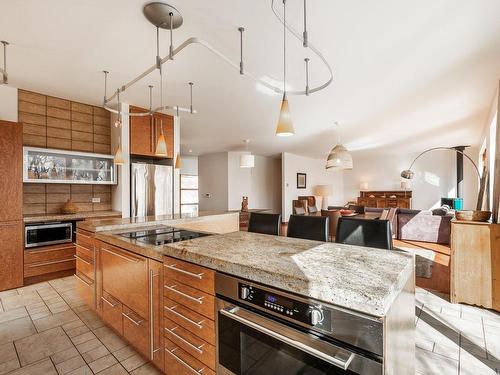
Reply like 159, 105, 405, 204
450, 220, 500, 311
357, 190, 412, 209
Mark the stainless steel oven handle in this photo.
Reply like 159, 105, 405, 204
220, 306, 355, 371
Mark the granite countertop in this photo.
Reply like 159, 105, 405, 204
96, 229, 414, 317
23, 210, 122, 224
78, 211, 239, 233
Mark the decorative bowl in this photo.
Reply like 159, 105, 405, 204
62, 199, 78, 214
455, 210, 491, 222
340, 209, 355, 216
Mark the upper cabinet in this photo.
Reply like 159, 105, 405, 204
129, 106, 174, 158
23, 147, 117, 184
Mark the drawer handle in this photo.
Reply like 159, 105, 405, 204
74, 254, 91, 265
26, 258, 74, 267
75, 274, 92, 287
101, 296, 117, 308
122, 312, 143, 326
164, 305, 204, 329
165, 285, 204, 304
164, 263, 204, 279
164, 327, 205, 354
75, 243, 93, 253
165, 348, 206, 374
103, 248, 140, 263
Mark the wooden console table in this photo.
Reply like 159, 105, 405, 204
357, 190, 412, 209
451, 220, 500, 311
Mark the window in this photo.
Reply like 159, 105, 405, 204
180, 174, 199, 215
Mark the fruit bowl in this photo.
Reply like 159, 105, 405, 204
339, 209, 356, 216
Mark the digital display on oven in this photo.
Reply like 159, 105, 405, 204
265, 294, 293, 308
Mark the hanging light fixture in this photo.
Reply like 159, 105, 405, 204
1, 41, 9, 84
275, 0, 295, 137
325, 122, 353, 170
114, 135, 124, 165
240, 139, 255, 168
175, 154, 182, 169
155, 119, 168, 156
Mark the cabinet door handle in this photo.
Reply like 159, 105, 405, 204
122, 312, 143, 326
164, 284, 204, 304
102, 247, 141, 263
27, 258, 74, 267
74, 254, 91, 265
164, 305, 204, 329
164, 327, 205, 354
101, 296, 117, 308
75, 274, 92, 287
165, 348, 206, 374
164, 263, 204, 279
149, 270, 159, 360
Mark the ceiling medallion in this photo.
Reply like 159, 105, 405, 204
102, 1, 333, 125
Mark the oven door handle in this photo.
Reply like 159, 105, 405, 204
220, 306, 355, 371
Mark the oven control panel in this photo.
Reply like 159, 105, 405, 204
239, 284, 331, 329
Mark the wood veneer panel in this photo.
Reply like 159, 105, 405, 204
93, 134, 110, 144
0, 121, 23, 221
93, 116, 110, 126
93, 192, 111, 203
23, 133, 46, 147
19, 101, 46, 115
93, 125, 111, 135
93, 143, 111, 154
47, 96, 70, 110
0, 221, 23, 291
23, 194, 46, 204
47, 137, 71, 150
24, 184, 45, 194
46, 107, 70, 120
72, 121, 93, 133
23, 204, 46, 215
72, 140, 93, 152
19, 112, 46, 126
71, 193, 92, 203
46, 203, 64, 214
93, 185, 111, 193
47, 117, 71, 129
71, 102, 93, 114
47, 127, 71, 139
71, 185, 92, 194
46, 193, 70, 203
71, 112, 92, 123
46, 184, 70, 194
23, 124, 47, 137
93, 107, 109, 117
18, 90, 46, 105
72, 130, 93, 142
93, 203, 112, 211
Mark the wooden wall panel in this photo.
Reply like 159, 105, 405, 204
19, 90, 112, 215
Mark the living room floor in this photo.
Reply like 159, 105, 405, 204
0, 277, 499, 374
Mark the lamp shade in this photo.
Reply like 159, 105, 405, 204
325, 144, 353, 170
114, 146, 124, 165
275, 95, 295, 137
175, 154, 182, 169
240, 153, 255, 168
155, 134, 168, 156
314, 185, 332, 196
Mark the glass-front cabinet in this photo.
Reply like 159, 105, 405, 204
23, 147, 117, 184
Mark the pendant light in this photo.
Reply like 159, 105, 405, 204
275, 0, 295, 137
325, 122, 353, 170
240, 140, 255, 168
114, 135, 124, 165
175, 154, 182, 169
155, 119, 168, 156
154, 28, 168, 157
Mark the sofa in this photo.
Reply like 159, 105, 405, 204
364, 207, 453, 244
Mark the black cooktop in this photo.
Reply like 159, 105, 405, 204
120, 226, 210, 246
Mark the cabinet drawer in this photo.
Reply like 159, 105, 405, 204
75, 243, 94, 260
122, 306, 149, 358
101, 244, 148, 317
164, 316, 215, 370
76, 229, 94, 250
164, 278, 215, 320
163, 297, 215, 345
24, 257, 75, 277
75, 252, 94, 281
164, 337, 215, 375
101, 291, 123, 335
75, 273, 94, 308
24, 243, 75, 265
163, 256, 215, 295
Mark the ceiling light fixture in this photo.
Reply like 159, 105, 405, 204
275, 0, 295, 137
155, 119, 168, 156
0, 41, 9, 84
114, 135, 124, 165
100, 2, 333, 126
240, 140, 255, 168
325, 122, 353, 170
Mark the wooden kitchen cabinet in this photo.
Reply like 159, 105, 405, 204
101, 291, 123, 335
164, 337, 215, 375
123, 305, 150, 357
129, 105, 174, 158
0, 121, 23, 291
149, 259, 164, 370
101, 243, 149, 317
24, 243, 76, 279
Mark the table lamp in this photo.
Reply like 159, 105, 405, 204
314, 185, 333, 210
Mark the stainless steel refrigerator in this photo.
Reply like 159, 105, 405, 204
131, 160, 173, 217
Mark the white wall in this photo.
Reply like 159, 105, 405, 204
227, 152, 281, 212
343, 148, 479, 210
0, 85, 17, 122
282, 152, 344, 221
180, 155, 198, 175
198, 152, 228, 211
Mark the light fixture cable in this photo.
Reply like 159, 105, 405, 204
303, 0, 308, 47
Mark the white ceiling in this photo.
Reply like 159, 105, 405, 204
1, 0, 499, 158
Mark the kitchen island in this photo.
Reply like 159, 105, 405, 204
76, 213, 415, 374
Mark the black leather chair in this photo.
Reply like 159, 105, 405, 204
335, 217, 393, 250
287, 215, 329, 242
248, 213, 282, 236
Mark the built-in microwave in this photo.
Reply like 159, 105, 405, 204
25, 222, 73, 248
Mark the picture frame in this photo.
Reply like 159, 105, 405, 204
297, 173, 307, 189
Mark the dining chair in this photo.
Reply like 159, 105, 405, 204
287, 215, 329, 242
321, 210, 341, 241
335, 217, 393, 250
380, 209, 389, 220
248, 213, 282, 236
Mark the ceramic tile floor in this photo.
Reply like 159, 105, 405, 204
0, 277, 499, 374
